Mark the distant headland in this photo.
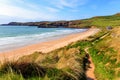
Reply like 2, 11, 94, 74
1, 13, 120, 28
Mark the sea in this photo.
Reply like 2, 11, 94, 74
0, 26, 87, 52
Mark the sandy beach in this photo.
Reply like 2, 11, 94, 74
0, 28, 99, 62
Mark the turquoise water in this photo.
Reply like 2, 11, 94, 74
0, 26, 87, 52
0, 26, 68, 38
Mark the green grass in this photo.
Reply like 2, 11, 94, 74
0, 29, 119, 80
67, 29, 120, 80
0, 46, 89, 80
71, 13, 120, 28
1, 14, 120, 80
88, 29, 120, 80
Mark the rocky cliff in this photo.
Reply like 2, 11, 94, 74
2, 20, 90, 28
2, 13, 120, 28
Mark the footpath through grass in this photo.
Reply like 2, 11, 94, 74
1, 13, 120, 80
0, 27, 120, 80
89, 28, 120, 80
0, 44, 90, 80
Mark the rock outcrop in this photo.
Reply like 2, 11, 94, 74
2, 20, 90, 28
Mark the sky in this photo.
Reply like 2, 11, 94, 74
0, 0, 120, 24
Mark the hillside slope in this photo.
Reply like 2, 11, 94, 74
88, 27, 120, 80
2, 13, 120, 28
0, 14, 120, 80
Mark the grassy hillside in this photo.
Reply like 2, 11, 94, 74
0, 46, 90, 80
71, 13, 120, 28
0, 27, 120, 80
88, 27, 120, 80
4, 13, 120, 29
0, 14, 120, 80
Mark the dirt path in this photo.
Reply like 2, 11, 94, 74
85, 48, 96, 80
86, 56, 96, 80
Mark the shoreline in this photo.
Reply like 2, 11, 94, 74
0, 28, 100, 62
0, 27, 87, 52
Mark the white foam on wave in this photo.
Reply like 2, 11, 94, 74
0, 29, 87, 52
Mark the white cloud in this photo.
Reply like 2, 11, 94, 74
0, 0, 89, 24
0, 4, 54, 19
46, 7, 59, 12
46, 0, 89, 9
0, 0, 59, 23
0, 15, 30, 24
70, 9, 80, 12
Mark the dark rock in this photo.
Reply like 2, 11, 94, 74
2, 20, 89, 28
106, 26, 112, 30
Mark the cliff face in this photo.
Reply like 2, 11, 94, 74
2, 13, 120, 28
3, 21, 71, 28
2, 20, 90, 28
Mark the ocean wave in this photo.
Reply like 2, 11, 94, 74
0, 29, 87, 51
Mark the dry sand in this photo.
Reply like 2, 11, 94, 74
0, 28, 100, 62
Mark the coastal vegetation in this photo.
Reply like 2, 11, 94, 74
91, 27, 120, 80
0, 46, 89, 80
2, 13, 120, 29
0, 13, 120, 80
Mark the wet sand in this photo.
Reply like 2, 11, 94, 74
0, 28, 100, 62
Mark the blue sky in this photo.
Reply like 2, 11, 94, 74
0, 0, 120, 24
